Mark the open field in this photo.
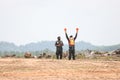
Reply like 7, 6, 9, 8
0, 58, 120, 80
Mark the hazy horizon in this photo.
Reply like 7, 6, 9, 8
0, 40, 120, 47
0, 0, 120, 46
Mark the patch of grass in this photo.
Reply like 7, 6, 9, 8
76, 54, 86, 59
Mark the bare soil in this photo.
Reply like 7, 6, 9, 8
0, 58, 120, 80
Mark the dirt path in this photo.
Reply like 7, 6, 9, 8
0, 58, 120, 80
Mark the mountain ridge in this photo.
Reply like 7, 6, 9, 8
0, 41, 120, 52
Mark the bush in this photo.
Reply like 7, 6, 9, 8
24, 52, 31, 58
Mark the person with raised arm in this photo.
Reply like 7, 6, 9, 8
64, 28, 79, 60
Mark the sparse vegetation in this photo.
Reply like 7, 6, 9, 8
0, 49, 120, 61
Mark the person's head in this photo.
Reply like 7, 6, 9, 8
57, 36, 61, 41
69, 35, 73, 38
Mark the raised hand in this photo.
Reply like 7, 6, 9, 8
76, 28, 79, 33
64, 28, 67, 33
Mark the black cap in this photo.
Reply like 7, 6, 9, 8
70, 35, 73, 38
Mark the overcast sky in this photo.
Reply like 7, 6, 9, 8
0, 0, 120, 46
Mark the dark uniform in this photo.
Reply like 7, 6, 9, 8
55, 37, 64, 59
65, 33, 78, 60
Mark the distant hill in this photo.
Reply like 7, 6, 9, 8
75, 41, 120, 51
0, 41, 120, 52
0, 42, 19, 52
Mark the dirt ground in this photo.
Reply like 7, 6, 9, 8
0, 58, 120, 80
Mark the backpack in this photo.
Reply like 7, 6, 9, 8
69, 38, 75, 46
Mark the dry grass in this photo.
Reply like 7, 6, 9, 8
0, 58, 120, 80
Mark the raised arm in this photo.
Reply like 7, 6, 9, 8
74, 32, 78, 40
64, 28, 69, 41
74, 28, 79, 40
